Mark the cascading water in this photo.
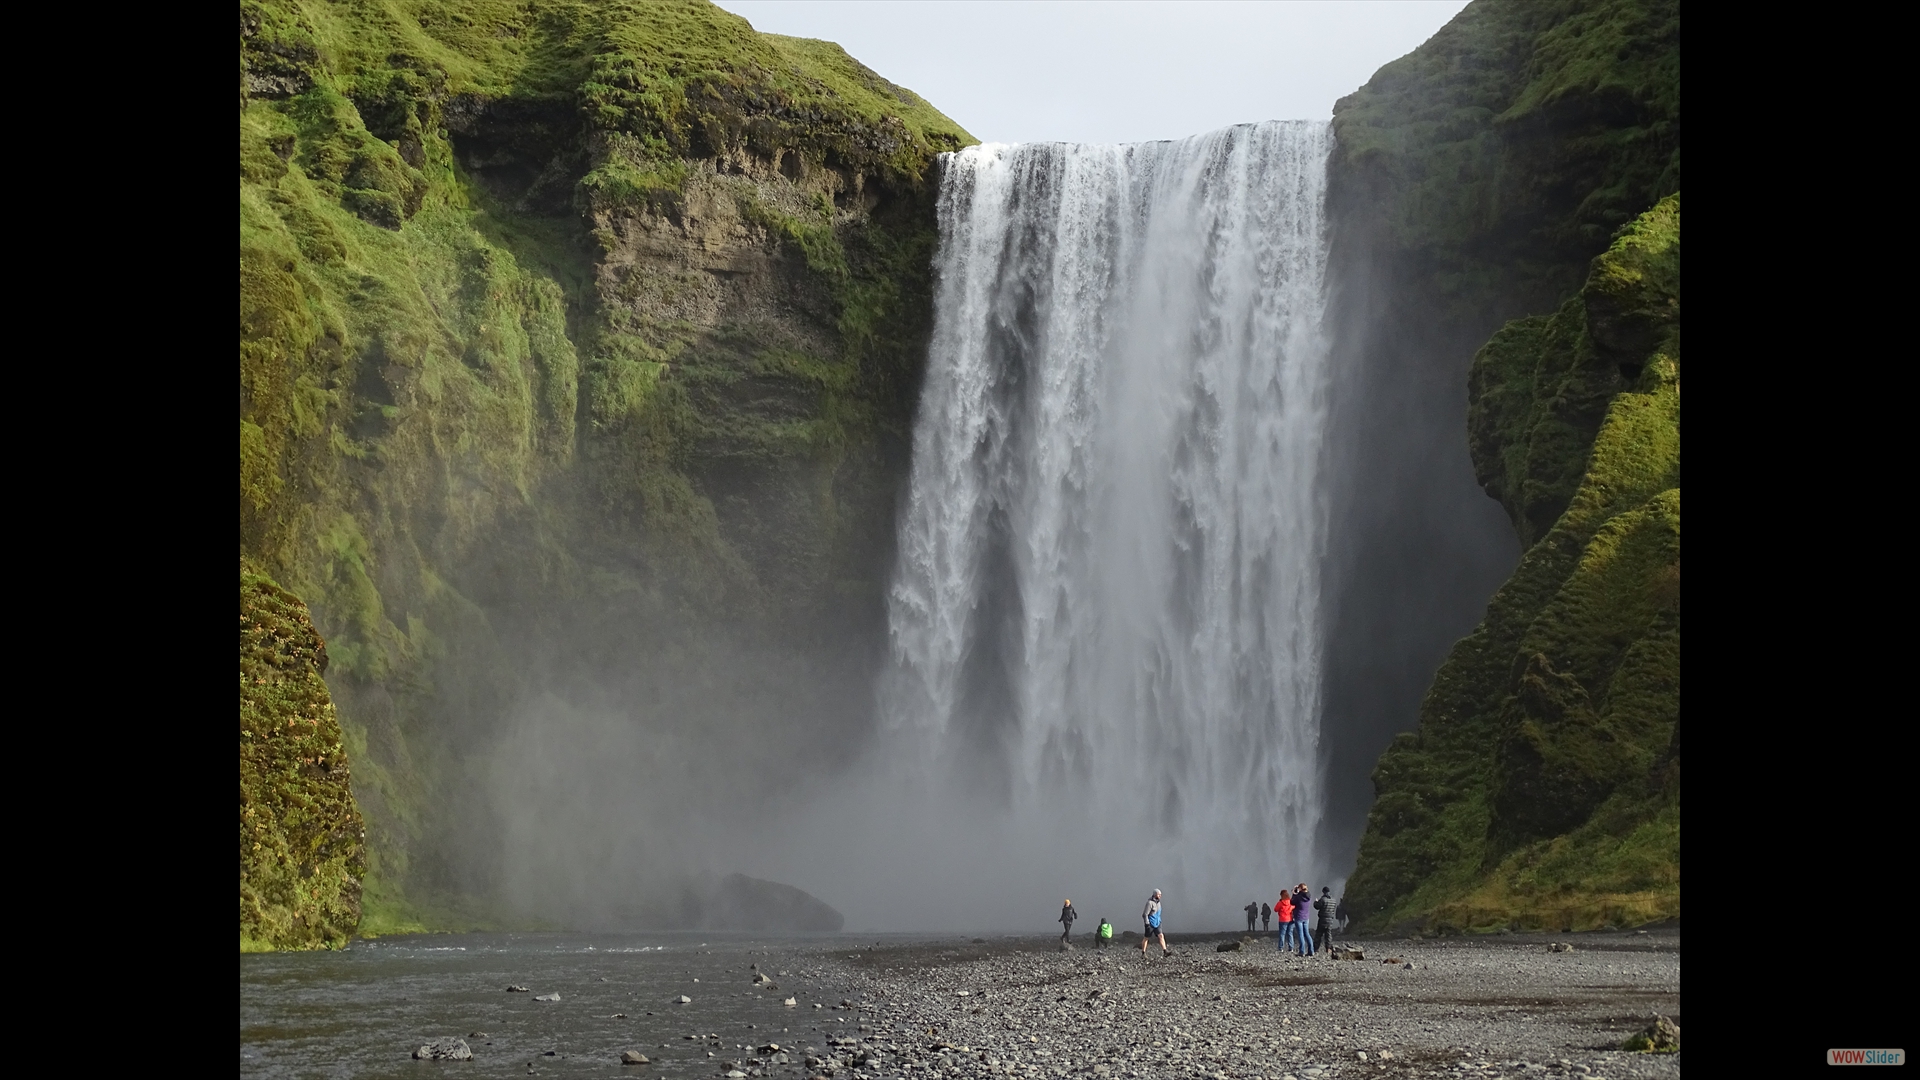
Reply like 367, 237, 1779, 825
880, 120, 1335, 918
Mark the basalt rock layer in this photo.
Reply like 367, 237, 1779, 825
239, 0, 971, 939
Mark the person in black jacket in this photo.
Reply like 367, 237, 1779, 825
1313, 887, 1338, 954
1289, 885, 1315, 956
1059, 899, 1078, 943
1244, 901, 1259, 933
1261, 902, 1272, 932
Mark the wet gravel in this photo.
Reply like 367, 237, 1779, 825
239, 928, 1676, 1077
785, 928, 1680, 1080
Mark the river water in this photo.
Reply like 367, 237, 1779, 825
240, 932, 894, 1078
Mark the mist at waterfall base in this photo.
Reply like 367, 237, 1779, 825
520, 122, 1335, 933
471, 122, 1385, 934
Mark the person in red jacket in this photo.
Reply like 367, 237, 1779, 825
1273, 889, 1294, 953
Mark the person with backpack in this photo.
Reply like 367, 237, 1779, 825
1095, 917, 1114, 948
1313, 886, 1338, 954
1273, 888, 1294, 952
1059, 899, 1078, 943
1140, 890, 1168, 957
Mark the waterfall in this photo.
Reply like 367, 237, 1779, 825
880, 120, 1335, 915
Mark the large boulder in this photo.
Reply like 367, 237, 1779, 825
413, 1039, 473, 1060
1622, 1015, 1679, 1052
671, 873, 845, 932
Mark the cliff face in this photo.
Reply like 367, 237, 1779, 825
1347, 198, 1679, 932
1329, 0, 1680, 932
1329, 0, 1679, 327
1318, 0, 1680, 869
239, 0, 971, 937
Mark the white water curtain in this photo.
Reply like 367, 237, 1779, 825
883, 120, 1335, 911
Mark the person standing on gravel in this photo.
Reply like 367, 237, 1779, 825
1261, 902, 1272, 933
1273, 889, 1293, 952
1095, 917, 1113, 948
1140, 890, 1168, 956
1290, 884, 1315, 956
1313, 887, 1338, 954
1244, 901, 1259, 933
1059, 900, 1078, 943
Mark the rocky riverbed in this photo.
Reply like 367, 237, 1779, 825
779, 928, 1679, 1080
239, 927, 1676, 1077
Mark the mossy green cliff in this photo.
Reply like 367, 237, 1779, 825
1317, 0, 1680, 865
1346, 195, 1680, 934
239, 0, 972, 945
1317, 0, 1680, 924
1330, 0, 1679, 330
241, 567, 366, 951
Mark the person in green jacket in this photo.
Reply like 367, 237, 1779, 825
1094, 918, 1113, 948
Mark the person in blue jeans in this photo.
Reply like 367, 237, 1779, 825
1289, 884, 1315, 956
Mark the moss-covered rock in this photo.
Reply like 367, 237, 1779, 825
241, 567, 366, 951
1331, 0, 1680, 328
239, 0, 973, 938
1346, 195, 1680, 934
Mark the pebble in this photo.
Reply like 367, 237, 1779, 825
408, 932, 1673, 1078
754, 929, 1680, 1080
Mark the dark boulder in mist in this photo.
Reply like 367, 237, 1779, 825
678, 874, 845, 932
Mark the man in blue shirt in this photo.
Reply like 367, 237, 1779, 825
1139, 890, 1168, 957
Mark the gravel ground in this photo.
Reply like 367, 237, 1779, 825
756, 928, 1678, 1080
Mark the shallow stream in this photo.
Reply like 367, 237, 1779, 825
240, 932, 885, 1078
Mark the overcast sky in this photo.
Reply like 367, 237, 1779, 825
712, 0, 1471, 145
